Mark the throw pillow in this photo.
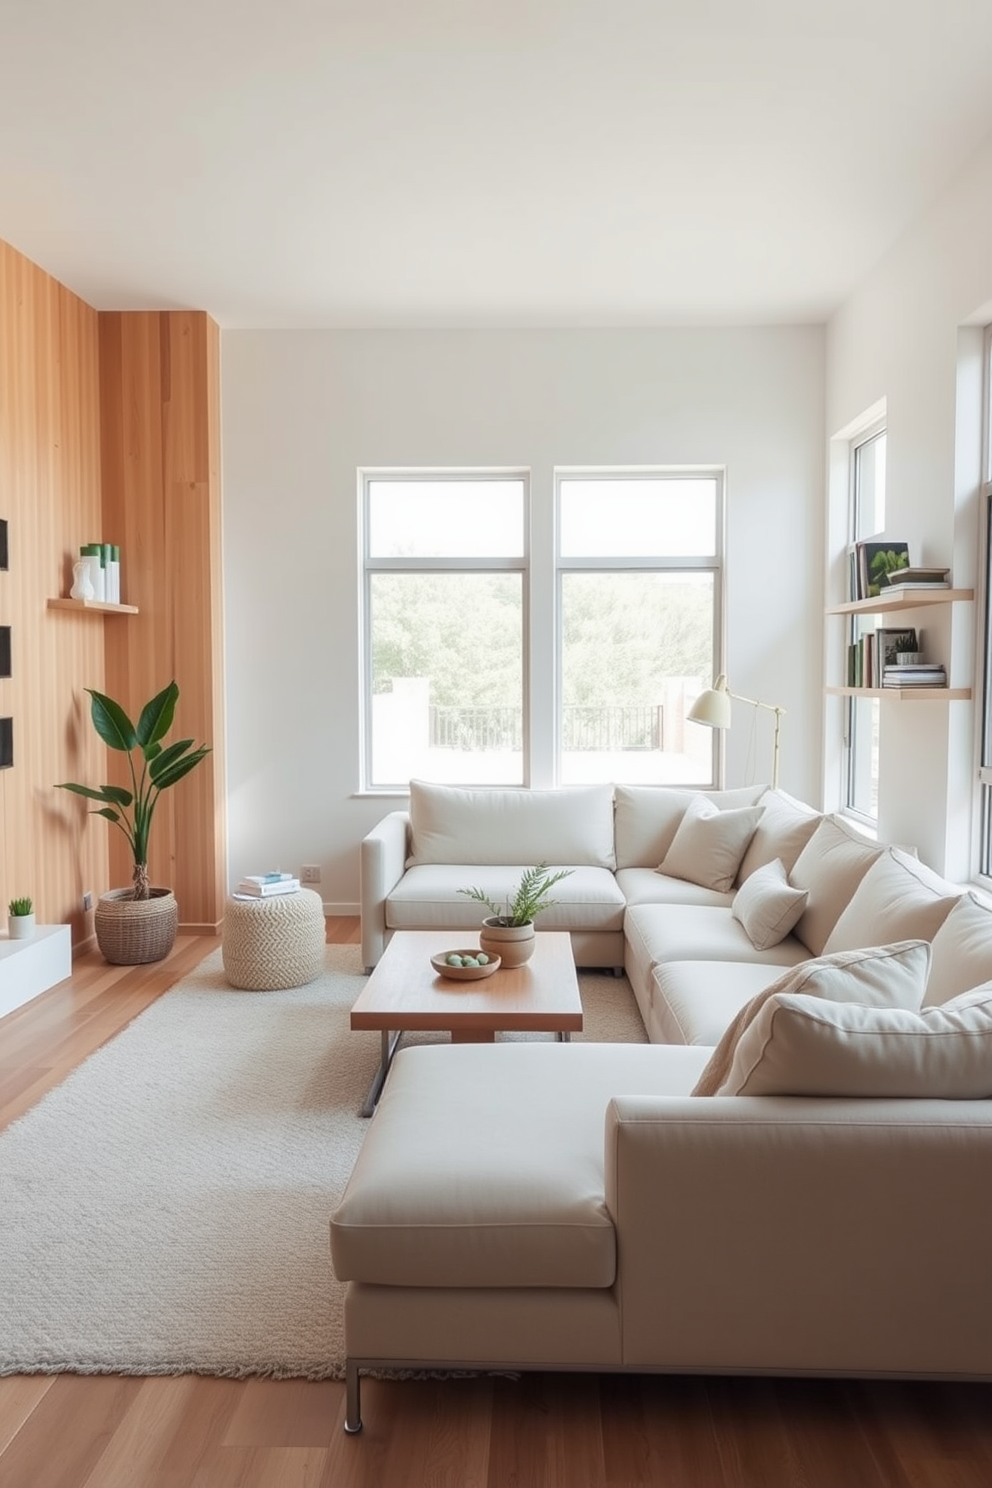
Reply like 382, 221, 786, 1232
736, 789, 823, 882
713, 983, 992, 1099
614, 784, 766, 869
731, 858, 809, 951
692, 939, 931, 1097
924, 891, 992, 1007
788, 815, 884, 956
656, 795, 763, 894
822, 847, 960, 956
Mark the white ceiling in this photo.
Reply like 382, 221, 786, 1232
2, 0, 992, 329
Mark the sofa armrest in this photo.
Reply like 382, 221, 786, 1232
360, 811, 411, 969
605, 1094, 992, 1377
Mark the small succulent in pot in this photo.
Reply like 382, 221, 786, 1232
459, 864, 573, 927
8, 896, 33, 917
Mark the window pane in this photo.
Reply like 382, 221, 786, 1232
854, 433, 886, 539
368, 479, 525, 558
560, 572, 715, 785
846, 429, 886, 821
848, 696, 879, 818
559, 479, 717, 559
369, 572, 523, 786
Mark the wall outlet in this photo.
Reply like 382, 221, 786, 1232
82, 890, 94, 911
301, 864, 321, 884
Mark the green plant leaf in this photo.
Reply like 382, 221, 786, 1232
100, 784, 134, 807
149, 738, 196, 778
57, 782, 121, 805
87, 690, 136, 752
150, 747, 210, 790
135, 682, 178, 749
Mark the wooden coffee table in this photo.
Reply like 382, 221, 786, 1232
351, 929, 583, 1115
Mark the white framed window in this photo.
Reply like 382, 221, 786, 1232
844, 425, 887, 823
977, 328, 992, 876
361, 473, 528, 790
555, 472, 723, 786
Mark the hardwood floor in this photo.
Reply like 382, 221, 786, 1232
1, 918, 991, 1487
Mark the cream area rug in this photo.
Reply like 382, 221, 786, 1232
0, 945, 645, 1380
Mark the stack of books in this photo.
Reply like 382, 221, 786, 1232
234, 872, 300, 898
882, 566, 951, 593
882, 662, 947, 688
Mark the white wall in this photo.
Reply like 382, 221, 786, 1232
220, 328, 824, 910
826, 134, 992, 879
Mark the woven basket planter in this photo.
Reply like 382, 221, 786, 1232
95, 887, 179, 965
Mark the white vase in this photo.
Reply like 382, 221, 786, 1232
70, 559, 96, 601
7, 912, 35, 939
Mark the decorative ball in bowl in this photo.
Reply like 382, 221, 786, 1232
430, 949, 501, 982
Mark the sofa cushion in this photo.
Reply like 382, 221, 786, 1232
924, 892, 992, 1007
330, 1041, 712, 1289
731, 858, 809, 951
649, 959, 787, 1046
615, 867, 734, 909
623, 905, 808, 1017
614, 784, 766, 870
712, 983, 992, 1099
789, 815, 884, 956
657, 796, 764, 894
822, 847, 960, 956
387, 864, 626, 933
692, 940, 931, 1096
406, 780, 616, 869
736, 788, 823, 882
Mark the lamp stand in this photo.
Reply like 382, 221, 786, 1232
726, 690, 784, 790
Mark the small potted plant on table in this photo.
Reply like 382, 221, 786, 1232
459, 864, 572, 967
7, 896, 35, 939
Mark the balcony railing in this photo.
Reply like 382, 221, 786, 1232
429, 705, 662, 752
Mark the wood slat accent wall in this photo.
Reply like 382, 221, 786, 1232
0, 242, 109, 944
0, 239, 226, 947
99, 311, 226, 934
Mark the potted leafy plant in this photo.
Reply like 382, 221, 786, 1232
459, 865, 572, 967
7, 896, 35, 940
57, 681, 210, 964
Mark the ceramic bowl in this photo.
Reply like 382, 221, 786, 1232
430, 950, 501, 982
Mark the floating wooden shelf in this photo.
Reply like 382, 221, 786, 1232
47, 598, 139, 615
826, 588, 973, 616
826, 686, 972, 701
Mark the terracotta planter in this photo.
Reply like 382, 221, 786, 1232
479, 917, 536, 968
95, 887, 179, 965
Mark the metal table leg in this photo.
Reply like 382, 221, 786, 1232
359, 1028, 403, 1117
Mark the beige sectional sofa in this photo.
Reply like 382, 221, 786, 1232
361, 777, 774, 975
338, 779, 992, 1431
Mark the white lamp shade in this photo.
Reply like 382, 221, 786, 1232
687, 675, 731, 730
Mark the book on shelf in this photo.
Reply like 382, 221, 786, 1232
235, 877, 301, 897
882, 667, 947, 687
878, 579, 951, 592
853, 538, 910, 599
882, 566, 951, 587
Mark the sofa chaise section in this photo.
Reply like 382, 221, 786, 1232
331, 1039, 992, 1432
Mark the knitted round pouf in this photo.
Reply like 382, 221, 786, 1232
222, 888, 325, 990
